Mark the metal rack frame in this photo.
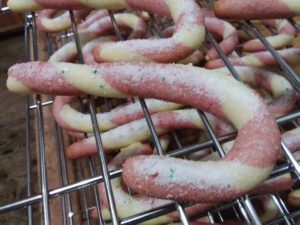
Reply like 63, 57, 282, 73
0, 1, 299, 225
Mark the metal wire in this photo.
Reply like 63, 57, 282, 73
0, 3, 300, 225
24, 15, 33, 225
244, 21, 300, 92
270, 194, 295, 225
105, 11, 191, 225
46, 31, 75, 225
68, 10, 119, 225
30, 11, 52, 225
0, 6, 9, 13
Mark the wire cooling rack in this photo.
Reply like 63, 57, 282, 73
0, 1, 299, 225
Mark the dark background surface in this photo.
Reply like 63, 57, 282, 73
0, 34, 38, 224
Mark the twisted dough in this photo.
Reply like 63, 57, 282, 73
193, 125, 300, 164
66, 86, 293, 157
162, 12, 238, 61
66, 90, 295, 158
83, 36, 196, 65
206, 48, 300, 69
82, 37, 108, 65
53, 96, 181, 132
91, 0, 205, 63
66, 109, 221, 159
215, 67, 295, 117
85, 37, 204, 65
204, 16, 238, 60
53, 66, 294, 156
7, 61, 280, 203
214, 0, 300, 20
243, 19, 296, 52
64, 67, 293, 157
96, 139, 292, 224
81, 34, 204, 65
65, 109, 222, 158
95, 137, 180, 224
49, 13, 147, 62
77, 13, 147, 40
36, 9, 90, 33
50, 36, 117, 63
8, 0, 205, 64
7, 0, 128, 12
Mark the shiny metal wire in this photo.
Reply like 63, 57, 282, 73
0, 3, 300, 225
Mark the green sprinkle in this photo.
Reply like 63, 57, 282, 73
99, 84, 105, 88
169, 168, 175, 179
93, 69, 98, 74
60, 70, 65, 74
162, 77, 166, 82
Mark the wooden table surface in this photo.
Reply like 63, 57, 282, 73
0, 34, 39, 224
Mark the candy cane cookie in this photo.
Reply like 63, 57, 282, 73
96, 143, 293, 224
66, 109, 220, 159
195, 6, 237, 60
159, 26, 204, 65
93, 47, 203, 66
204, 16, 238, 60
94, 137, 178, 224
201, 125, 300, 164
92, 0, 205, 63
50, 36, 118, 63
96, 138, 212, 224
162, 12, 239, 61
7, 0, 127, 12
77, 10, 109, 30
288, 189, 300, 207
94, 139, 290, 224
53, 96, 181, 132
84, 36, 203, 65
82, 38, 105, 65
7, 61, 280, 203
49, 13, 147, 63
55, 66, 293, 137
205, 48, 300, 69
36, 9, 91, 33
214, 0, 300, 20
78, 13, 147, 40
243, 19, 296, 52
8, 0, 205, 64
215, 66, 296, 117
98, 168, 212, 224
67, 67, 294, 157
